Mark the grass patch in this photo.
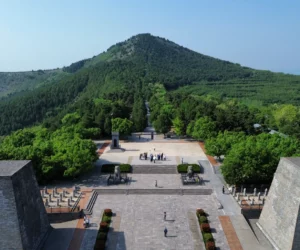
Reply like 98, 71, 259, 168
177, 164, 202, 173
101, 164, 132, 173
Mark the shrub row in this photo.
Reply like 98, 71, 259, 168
94, 209, 113, 250
101, 164, 132, 173
177, 164, 202, 173
196, 209, 216, 250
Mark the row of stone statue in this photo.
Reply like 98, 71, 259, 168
231, 187, 268, 197
41, 186, 81, 207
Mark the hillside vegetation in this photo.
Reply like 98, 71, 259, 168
1, 33, 300, 136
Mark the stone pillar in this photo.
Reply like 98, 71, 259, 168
253, 188, 257, 196
264, 188, 268, 197
111, 132, 120, 149
52, 189, 55, 197
56, 199, 59, 207
258, 192, 261, 200
49, 194, 52, 202
247, 194, 250, 201
59, 194, 63, 202
63, 190, 66, 198
54, 187, 58, 194
233, 187, 236, 197
236, 193, 240, 201
251, 198, 254, 205
41, 189, 44, 197
243, 188, 246, 196
45, 198, 49, 207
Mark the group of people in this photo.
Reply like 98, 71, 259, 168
139, 152, 167, 162
149, 152, 166, 163
83, 215, 90, 228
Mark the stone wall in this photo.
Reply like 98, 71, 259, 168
11, 162, 50, 250
0, 177, 23, 250
257, 158, 300, 250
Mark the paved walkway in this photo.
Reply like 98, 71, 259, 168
67, 190, 92, 250
219, 216, 243, 250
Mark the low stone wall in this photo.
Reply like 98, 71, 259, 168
241, 208, 262, 219
47, 211, 80, 223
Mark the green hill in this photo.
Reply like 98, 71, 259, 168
0, 33, 300, 135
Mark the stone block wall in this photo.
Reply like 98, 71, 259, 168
258, 158, 300, 250
11, 162, 50, 250
0, 177, 23, 250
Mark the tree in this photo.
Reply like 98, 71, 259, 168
172, 117, 185, 136
205, 131, 245, 159
221, 133, 300, 185
111, 118, 133, 135
192, 116, 216, 141
153, 111, 172, 134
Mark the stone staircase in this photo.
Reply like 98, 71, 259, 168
82, 191, 98, 215
83, 188, 213, 214
132, 165, 177, 174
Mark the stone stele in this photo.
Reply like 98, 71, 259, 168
0, 160, 50, 250
257, 157, 300, 250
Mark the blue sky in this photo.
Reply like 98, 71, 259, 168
0, 0, 299, 74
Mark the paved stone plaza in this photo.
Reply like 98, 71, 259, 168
83, 194, 229, 250
42, 141, 273, 250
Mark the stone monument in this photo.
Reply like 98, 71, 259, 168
111, 131, 120, 149
0, 161, 50, 250
257, 157, 300, 250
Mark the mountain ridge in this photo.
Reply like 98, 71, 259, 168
0, 33, 300, 135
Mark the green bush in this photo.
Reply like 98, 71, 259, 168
203, 233, 214, 243
206, 241, 216, 250
177, 164, 201, 173
104, 209, 112, 216
102, 215, 111, 223
97, 232, 107, 241
196, 209, 206, 216
100, 222, 108, 229
199, 215, 208, 224
101, 164, 132, 173
201, 223, 211, 233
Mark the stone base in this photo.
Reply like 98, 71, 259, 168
107, 148, 125, 153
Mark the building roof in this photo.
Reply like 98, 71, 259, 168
0, 160, 31, 177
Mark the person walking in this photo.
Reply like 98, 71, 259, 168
164, 212, 166, 220
164, 227, 168, 237
222, 186, 225, 194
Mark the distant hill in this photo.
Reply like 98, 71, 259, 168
0, 33, 300, 135
0, 69, 69, 99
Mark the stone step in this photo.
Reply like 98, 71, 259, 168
83, 191, 98, 215
94, 188, 212, 195
132, 165, 177, 174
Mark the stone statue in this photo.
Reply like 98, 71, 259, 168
187, 166, 194, 179
114, 166, 121, 181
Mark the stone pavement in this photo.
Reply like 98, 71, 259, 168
81, 194, 229, 250
42, 140, 269, 250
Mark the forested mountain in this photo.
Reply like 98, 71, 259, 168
0, 69, 69, 99
1, 33, 300, 135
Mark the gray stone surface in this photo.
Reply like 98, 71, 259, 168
81, 194, 229, 250
258, 157, 300, 250
0, 161, 50, 250
0, 160, 31, 176
43, 220, 78, 250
